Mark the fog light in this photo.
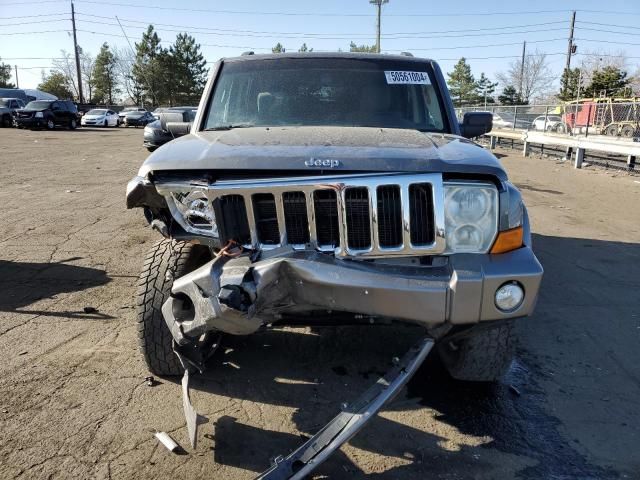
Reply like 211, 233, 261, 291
495, 282, 524, 312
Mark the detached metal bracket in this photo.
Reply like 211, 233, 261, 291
255, 337, 434, 480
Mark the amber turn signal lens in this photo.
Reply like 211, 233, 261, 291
490, 226, 524, 254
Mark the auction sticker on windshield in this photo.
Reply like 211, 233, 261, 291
384, 71, 430, 84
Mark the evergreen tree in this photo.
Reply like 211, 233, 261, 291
497, 86, 526, 105
169, 33, 208, 105
582, 66, 630, 98
133, 25, 166, 107
559, 67, 581, 101
0, 59, 14, 88
38, 71, 74, 99
349, 41, 377, 53
476, 73, 498, 105
298, 43, 313, 52
93, 43, 119, 105
272, 43, 285, 53
447, 58, 480, 107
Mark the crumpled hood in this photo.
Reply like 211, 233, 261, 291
139, 126, 507, 180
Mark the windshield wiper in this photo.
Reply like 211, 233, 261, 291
203, 123, 255, 131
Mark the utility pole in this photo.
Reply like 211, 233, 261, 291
519, 41, 526, 101
14, 65, 19, 88
369, 0, 388, 53
565, 11, 576, 72
71, 1, 84, 103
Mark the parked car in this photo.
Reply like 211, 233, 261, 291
118, 107, 146, 124
143, 107, 197, 150
0, 97, 26, 127
81, 108, 120, 127
122, 110, 154, 127
492, 112, 530, 130
531, 115, 564, 131
15, 100, 80, 130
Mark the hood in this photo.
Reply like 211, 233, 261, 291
126, 112, 145, 118
139, 126, 507, 180
84, 113, 106, 119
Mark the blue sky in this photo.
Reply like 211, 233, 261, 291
2, 0, 640, 90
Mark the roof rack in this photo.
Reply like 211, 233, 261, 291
400, 51, 414, 57
241, 51, 255, 56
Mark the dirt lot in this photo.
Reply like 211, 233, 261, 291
1, 127, 639, 479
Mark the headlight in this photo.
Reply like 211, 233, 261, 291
166, 189, 218, 237
34, 112, 43, 118
444, 183, 498, 253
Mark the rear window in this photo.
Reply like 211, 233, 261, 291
204, 57, 447, 132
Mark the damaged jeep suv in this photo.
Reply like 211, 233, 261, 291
127, 53, 543, 382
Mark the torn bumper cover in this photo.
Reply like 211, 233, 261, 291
162, 247, 542, 344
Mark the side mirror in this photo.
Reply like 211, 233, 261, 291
166, 122, 192, 137
459, 112, 492, 139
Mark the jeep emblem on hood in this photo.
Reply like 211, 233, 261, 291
305, 158, 340, 168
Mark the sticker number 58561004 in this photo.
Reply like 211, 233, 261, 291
384, 71, 430, 85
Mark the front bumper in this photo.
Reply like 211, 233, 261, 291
16, 117, 44, 128
162, 247, 543, 344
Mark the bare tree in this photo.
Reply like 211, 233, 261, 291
497, 49, 554, 103
80, 49, 95, 103
577, 50, 628, 88
112, 46, 143, 105
51, 50, 79, 99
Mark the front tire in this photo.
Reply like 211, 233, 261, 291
46, 119, 54, 130
437, 322, 515, 382
69, 119, 77, 129
136, 239, 212, 375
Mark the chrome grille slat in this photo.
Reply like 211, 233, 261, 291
201, 173, 445, 257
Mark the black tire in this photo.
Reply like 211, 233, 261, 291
605, 124, 618, 136
69, 118, 77, 130
1, 114, 12, 127
136, 239, 212, 376
437, 322, 515, 382
104, 120, 108, 127
46, 118, 55, 130
621, 125, 635, 138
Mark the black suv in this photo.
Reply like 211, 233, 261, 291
15, 100, 80, 130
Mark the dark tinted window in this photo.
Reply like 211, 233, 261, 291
204, 57, 447, 132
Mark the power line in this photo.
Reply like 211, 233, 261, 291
578, 21, 640, 31
0, 12, 67, 19
74, 19, 569, 40
74, 13, 567, 37
2, 18, 68, 26
0, 29, 70, 35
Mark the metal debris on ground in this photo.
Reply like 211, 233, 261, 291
255, 337, 434, 480
145, 376, 155, 387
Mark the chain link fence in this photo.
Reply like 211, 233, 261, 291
457, 100, 640, 139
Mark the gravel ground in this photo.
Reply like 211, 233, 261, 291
0, 127, 638, 479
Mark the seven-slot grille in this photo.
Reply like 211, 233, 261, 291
206, 174, 444, 257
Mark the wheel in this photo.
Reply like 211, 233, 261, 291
69, 119, 77, 129
545, 124, 554, 132
555, 123, 567, 134
437, 322, 515, 382
621, 125, 635, 138
605, 124, 619, 136
137, 239, 212, 376
1, 114, 12, 127
46, 119, 55, 130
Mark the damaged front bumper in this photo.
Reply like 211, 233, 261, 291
162, 247, 543, 344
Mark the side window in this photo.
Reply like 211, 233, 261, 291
52, 102, 61, 110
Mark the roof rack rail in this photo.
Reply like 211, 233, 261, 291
242, 51, 255, 56
400, 51, 414, 57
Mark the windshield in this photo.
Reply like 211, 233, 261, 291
204, 57, 447, 132
87, 109, 106, 115
26, 101, 53, 110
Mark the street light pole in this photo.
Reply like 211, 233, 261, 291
369, 0, 388, 53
